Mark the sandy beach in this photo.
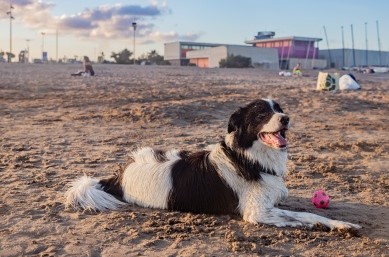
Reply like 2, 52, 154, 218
0, 63, 388, 256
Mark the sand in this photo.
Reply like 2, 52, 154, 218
0, 63, 388, 256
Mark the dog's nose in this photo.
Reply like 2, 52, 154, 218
279, 116, 289, 126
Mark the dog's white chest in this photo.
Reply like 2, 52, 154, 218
259, 174, 288, 206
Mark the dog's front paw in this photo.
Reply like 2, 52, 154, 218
330, 220, 361, 230
273, 221, 304, 228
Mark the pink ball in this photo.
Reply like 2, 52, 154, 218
312, 189, 330, 209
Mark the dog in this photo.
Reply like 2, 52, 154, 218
65, 99, 361, 230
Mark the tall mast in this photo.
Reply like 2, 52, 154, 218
351, 24, 356, 67
376, 20, 382, 66
365, 22, 368, 66
341, 26, 345, 67
323, 26, 332, 68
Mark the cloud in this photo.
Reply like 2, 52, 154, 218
1, 0, 56, 30
60, 16, 95, 30
7, 0, 35, 7
116, 5, 162, 16
54, 3, 165, 38
143, 31, 203, 44
179, 32, 204, 42
0, 1, 202, 44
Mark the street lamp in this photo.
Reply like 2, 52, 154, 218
26, 39, 30, 63
41, 32, 46, 61
6, 1, 15, 63
132, 22, 137, 64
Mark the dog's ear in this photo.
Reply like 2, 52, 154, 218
228, 108, 244, 133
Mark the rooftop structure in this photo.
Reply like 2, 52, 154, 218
254, 31, 275, 40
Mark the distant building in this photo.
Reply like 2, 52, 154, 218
164, 32, 330, 69
164, 42, 222, 66
186, 45, 279, 69
245, 32, 325, 69
319, 48, 389, 68
164, 41, 279, 69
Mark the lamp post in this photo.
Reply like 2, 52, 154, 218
6, 1, 14, 63
41, 32, 46, 61
26, 39, 30, 63
56, 29, 58, 63
132, 22, 137, 64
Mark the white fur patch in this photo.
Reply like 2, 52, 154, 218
121, 148, 179, 209
64, 176, 126, 211
261, 99, 289, 133
263, 99, 274, 109
260, 112, 288, 133
256, 207, 361, 229
209, 144, 247, 198
224, 133, 287, 177
209, 144, 288, 221
244, 140, 288, 177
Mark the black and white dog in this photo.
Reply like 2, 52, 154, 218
65, 99, 361, 230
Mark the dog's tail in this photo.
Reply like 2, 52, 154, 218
64, 175, 126, 211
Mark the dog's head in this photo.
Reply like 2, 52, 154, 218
227, 99, 289, 150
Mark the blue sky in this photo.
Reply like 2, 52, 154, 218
0, 0, 388, 61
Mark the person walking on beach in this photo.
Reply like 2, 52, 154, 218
71, 56, 95, 76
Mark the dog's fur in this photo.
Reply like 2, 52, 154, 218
65, 99, 361, 230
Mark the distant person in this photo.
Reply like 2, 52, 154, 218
71, 56, 95, 77
292, 63, 302, 77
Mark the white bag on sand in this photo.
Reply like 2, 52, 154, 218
316, 72, 339, 91
339, 74, 361, 90
279, 71, 291, 76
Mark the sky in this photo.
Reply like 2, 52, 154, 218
0, 0, 388, 62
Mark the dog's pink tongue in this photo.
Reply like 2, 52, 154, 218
263, 132, 287, 147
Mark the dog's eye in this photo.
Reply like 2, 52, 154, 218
255, 114, 265, 121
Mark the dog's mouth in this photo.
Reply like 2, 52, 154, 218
258, 129, 288, 149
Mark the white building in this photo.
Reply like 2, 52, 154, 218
164, 42, 222, 66
164, 41, 279, 69
186, 45, 279, 69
